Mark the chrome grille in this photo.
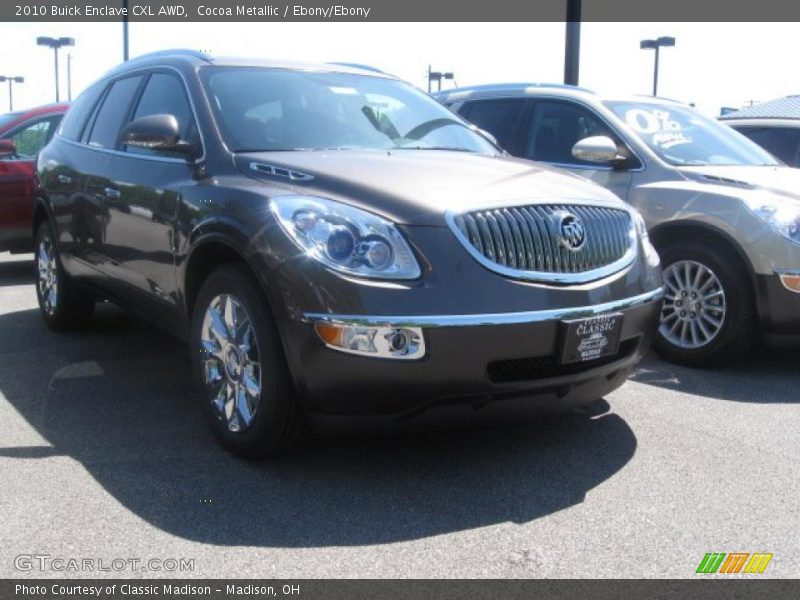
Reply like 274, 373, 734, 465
449, 203, 635, 282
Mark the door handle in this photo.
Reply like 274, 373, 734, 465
104, 187, 121, 199
57, 174, 71, 184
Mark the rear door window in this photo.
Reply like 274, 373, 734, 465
461, 98, 528, 153
58, 81, 105, 141
86, 75, 143, 149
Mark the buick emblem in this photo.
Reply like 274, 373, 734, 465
557, 212, 586, 252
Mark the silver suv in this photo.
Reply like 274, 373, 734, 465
440, 84, 800, 366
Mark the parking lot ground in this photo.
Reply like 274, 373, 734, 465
0, 251, 798, 578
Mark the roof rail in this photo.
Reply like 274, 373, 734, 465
327, 62, 386, 74
438, 82, 595, 95
125, 49, 212, 64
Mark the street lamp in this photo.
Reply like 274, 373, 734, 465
640, 36, 675, 96
427, 66, 455, 93
36, 36, 75, 102
0, 76, 24, 111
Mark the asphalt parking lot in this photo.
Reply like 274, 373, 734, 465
0, 250, 798, 579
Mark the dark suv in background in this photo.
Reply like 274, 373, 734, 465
35, 51, 662, 457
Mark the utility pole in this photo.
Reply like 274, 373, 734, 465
123, 0, 129, 61
36, 36, 75, 102
564, 0, 581, 85
640, 36, 676, 96
0, 76, 24, 111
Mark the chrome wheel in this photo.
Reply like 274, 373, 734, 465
660, 260, 726, 349
37, 235, 58, 315
200, 294, 262, 433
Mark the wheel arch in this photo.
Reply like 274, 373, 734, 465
182, 233, 276, 323
648, 219, 764, 321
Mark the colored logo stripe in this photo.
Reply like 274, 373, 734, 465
696, 552, 773, 574
744, 553, 773, 574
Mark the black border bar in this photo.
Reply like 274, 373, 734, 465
4, 579, 800, 600
4, 0, 800, 22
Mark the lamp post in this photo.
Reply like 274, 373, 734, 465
0, 76, 24, 111
36, 36, 75, 102
564, 0, 581, 85
427, 66, 455, 93
640, 36, 675, 96
67, 53, 72, 101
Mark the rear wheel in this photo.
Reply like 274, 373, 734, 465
35, 221, 94, 330
653, 239, 755, 366
190, 264, 305, 458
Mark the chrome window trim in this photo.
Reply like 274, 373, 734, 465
304, 287, 664, 328
444, 200, 639, 284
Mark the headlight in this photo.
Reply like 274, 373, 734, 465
632, 209, 660, 267
743, 193, 800, 245
271, 195, 421, 279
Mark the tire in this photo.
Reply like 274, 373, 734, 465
190, 263, 305, 458
34, 220, 95, 330
653, 238, 755, 367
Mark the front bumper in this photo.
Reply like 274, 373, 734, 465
278, 287, 663, 428
757, 271, 800, 345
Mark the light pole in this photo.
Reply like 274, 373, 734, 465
122, 0, 129, 61
0, 76, 24, 111
67, 53, 72, 101
427, 66, 455, 93
564, 0, 581, 85
640, 36, 675, 96
36, 36, 75, 102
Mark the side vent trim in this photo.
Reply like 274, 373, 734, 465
250, 162, 314, 182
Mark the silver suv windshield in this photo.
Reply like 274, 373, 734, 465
201, 67, 498, 154
604, 101, 779, 167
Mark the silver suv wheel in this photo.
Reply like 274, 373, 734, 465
660, 260, 726, 349
200, 293, 262, 433
37, 234, 59, 315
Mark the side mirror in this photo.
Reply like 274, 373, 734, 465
0, 139, 17, 159
571, 135, 625, 164
121, 114, 193, 155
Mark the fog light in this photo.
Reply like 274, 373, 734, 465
314, 323, 425, 359
777, 269, 800, 293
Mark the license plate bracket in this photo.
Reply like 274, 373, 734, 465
559, 312, 624, 364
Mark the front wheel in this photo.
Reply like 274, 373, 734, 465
653, 240, 755, 367
190, 264, 305, 458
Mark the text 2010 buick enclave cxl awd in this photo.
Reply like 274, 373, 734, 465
35, 50, 663, 457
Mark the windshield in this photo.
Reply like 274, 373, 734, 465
201, 67, 497, 154
604, 101, 779, 167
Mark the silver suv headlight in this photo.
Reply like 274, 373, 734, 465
743, 193, 800, 245
271, 195, 421, 279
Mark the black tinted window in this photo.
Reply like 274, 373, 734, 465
87, 76, 142, 149
462, 99, 527, 152
526, 100, 615, 166
132, 74, 194, 138
735, 126, 800, 167
58, 81, 105, 141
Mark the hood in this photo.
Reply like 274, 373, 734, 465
235, 149, 625, 225
678, 165, 800, 203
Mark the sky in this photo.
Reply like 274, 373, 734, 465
1, 21, 798, 116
